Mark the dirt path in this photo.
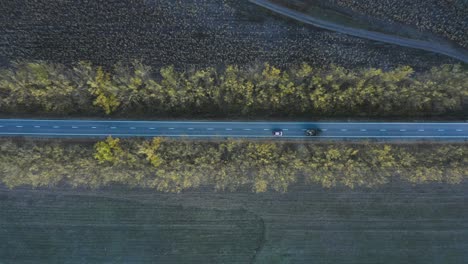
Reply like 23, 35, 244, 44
250, 0, 468, 63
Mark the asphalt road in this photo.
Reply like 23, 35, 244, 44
249, 0, 468, 63
0, 119, 466, 140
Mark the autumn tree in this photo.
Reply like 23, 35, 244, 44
1, 61, 466, 118
138, 137, 164, 167
1, 139, 467, 192
112, 61, 159, 113
87, 66, 121, 114
94, 136, 125, 165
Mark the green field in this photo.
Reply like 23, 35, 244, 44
1, 184, 467, 263
0, 190, 263, 263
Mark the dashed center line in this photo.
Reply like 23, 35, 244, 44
1, 123, 465, 138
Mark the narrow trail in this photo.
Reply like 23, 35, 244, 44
249, 0, 468, 64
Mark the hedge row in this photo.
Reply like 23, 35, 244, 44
1, 138, 466, 192
0, 61, 466, 117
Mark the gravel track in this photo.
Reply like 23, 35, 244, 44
250, 0, 468, 63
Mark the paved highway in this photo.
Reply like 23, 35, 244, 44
0, 119, 466, 140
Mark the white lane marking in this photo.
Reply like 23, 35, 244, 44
149, 128, 156, 130
3, 119, 466, 125
341, 129, 348, 132
34, 126, 40, 128
438, 129, 444, 132
207, 128, 214, 130
456, 129, 463, 132
2, 132, 467, 138
243, 128, 252, 131
380, 129, 387, 132
16, 126, 23, 128
130, 127, 136, 130
169, 128, 175, 130
53, 126, 59, 128
400, 129, 406, 132
321, 129, 328, 131
418, 129, 425, 132
0, 125, 3, 128
188, 128, 194, 130
226, 128, 232, 131
91, 127, 97, 129
265, 129, 270, 131
360, 129, 367, 132
110, 127, 117, 129
72, 126, 78, 129
283, 129, 289, 131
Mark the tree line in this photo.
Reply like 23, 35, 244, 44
0, 61, 466, 117
0, 138, 466, 192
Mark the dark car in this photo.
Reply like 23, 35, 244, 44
272, 129, 283, 136
305, 129, 320, 136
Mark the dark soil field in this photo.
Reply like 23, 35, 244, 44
1, 183, 467, 263
0, 0, 458, 70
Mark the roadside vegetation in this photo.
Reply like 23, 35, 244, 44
0, 138, 466, 192
0, 61, 467, 118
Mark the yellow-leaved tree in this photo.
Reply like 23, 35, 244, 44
94, 136, 125, 165
137, 137, 164, 168
88, 66, 120, 114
